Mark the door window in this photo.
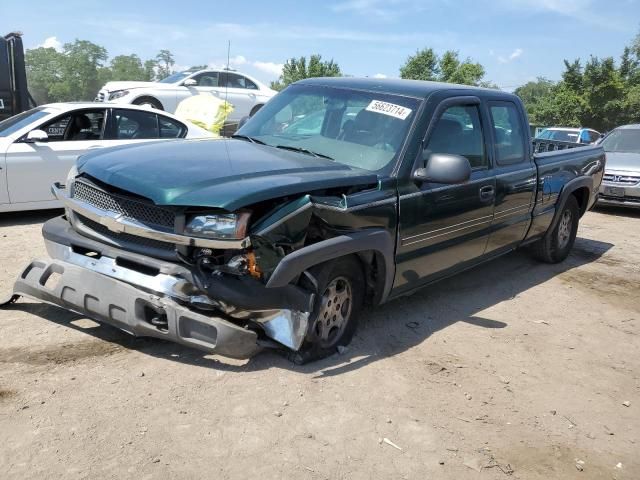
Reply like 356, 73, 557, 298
110, 109, 159, 139
193, 72, 219, 87
425, 105, 487, 169
158, 115, 187, 138
41, 110, 106, 141
489, 103, 526, 165
222, 73, 254, 89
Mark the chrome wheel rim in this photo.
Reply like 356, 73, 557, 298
314, 276, 353, 348
557, 209, 573, 249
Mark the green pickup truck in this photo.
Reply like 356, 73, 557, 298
2, 78, 606, 363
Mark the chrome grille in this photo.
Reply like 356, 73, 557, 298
73, 180, 175, 229
603, 174, 640, 186
76, 214, 175, 253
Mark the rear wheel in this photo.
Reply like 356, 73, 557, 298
532, 195, 579, 263
132, 97, 163, 110
249, 104, 263, 116
289, 257, 364, 364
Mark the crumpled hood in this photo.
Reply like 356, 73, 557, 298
604, 151, 640, 174
102, 81, 175, 92
77, 139, 379, 211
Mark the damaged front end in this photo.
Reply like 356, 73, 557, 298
2, 174, 395, 358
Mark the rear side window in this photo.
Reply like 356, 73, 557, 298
158, 115, 187, 138
490, 102, 526, 165
110, 109, 159, 140
425, 105, 487, 169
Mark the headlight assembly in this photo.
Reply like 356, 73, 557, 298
108, 90, 129, 100
185, 212, 250, 240
65, 164, 78, 191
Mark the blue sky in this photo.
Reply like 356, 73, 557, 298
2, 0, 639, 90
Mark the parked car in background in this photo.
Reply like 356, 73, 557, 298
597, 124, 640, 208
0, 103, 212, 213
2, 78, 604, 363
95, 69, 277, 124
536, 127, 601, 144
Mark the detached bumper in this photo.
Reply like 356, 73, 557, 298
4, 258, 260, 359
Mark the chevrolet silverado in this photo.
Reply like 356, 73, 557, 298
1, 78, 605, 363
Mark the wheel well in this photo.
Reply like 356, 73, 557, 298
133, 96, 164, 110
354, 250, 387, 306
250, 104, 264, 116
571, 187, 590, 217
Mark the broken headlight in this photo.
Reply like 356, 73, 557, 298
185, 212, 250, 240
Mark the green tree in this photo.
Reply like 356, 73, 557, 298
155, 49, 175, 80
25, 47, 64, 104
514, 77, 556, 124
399, 48, 439, 81
400, 48, 486, 86
270, 54, 341, 91
109, 54, 146, 81
143, 59, 157, 81
55, 39, 109, 101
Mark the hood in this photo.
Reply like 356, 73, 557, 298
102, 81, 175, 92
604, 151, 640, 174
77, 139, 378, 211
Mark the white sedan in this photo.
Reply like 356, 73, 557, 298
0, 102, 212, 213
95, 69, 277, 123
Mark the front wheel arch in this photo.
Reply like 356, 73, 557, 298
132, 96, 164, 110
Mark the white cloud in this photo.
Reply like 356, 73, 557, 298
38, 36, 62, 52
252, 61, 284, 77
373, 73, 388, 78
230, 55, 247, 66
497, 48, 523, 64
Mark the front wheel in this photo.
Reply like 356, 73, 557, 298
532, 195, 579, 263
289, 257, 364, 364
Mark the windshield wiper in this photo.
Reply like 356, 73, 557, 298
274, 145, 334, 160
231, 134, 266, 145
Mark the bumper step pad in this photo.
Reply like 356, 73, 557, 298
1, 258, 260, 359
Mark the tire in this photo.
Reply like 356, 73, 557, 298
532, 195, 579, 263
249, 104, 263, 116
289, 257, 365, 364
132, 97, 163, 110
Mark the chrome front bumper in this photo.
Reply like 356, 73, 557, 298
1, 216, 311, 356
3, 256, 261, 358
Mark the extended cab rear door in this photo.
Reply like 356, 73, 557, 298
484, 100, 537, 253
394, 96, 496, 294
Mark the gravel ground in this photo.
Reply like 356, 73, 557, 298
0, 207, 638, 479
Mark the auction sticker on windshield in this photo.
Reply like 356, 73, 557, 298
366, 100, 412, 120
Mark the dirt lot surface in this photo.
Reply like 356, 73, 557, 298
0, 208, 638, 479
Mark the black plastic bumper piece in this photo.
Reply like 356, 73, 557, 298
203, 274, 314, 313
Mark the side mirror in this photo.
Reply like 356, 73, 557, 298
414, 153, 472, 184
183, 78, 197, 87
237, 116, 251, 130
25, 129, 49, 143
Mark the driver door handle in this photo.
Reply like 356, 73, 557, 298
480, 185, 495, 201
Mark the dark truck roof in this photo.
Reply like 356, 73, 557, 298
296, 77, 517, 102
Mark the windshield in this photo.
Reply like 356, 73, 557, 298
237, 84, 420, 172
601, 128, 640, 154
0, 107, 50, 137
537, 129, 579, 142
159, 71, 192, 84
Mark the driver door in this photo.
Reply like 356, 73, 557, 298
394, 99, 496, 294
5, 109, 106, 204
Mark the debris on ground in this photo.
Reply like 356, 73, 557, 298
622, 401, 630, 407
464, 457, 484, 472
382, 438, 402, 451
